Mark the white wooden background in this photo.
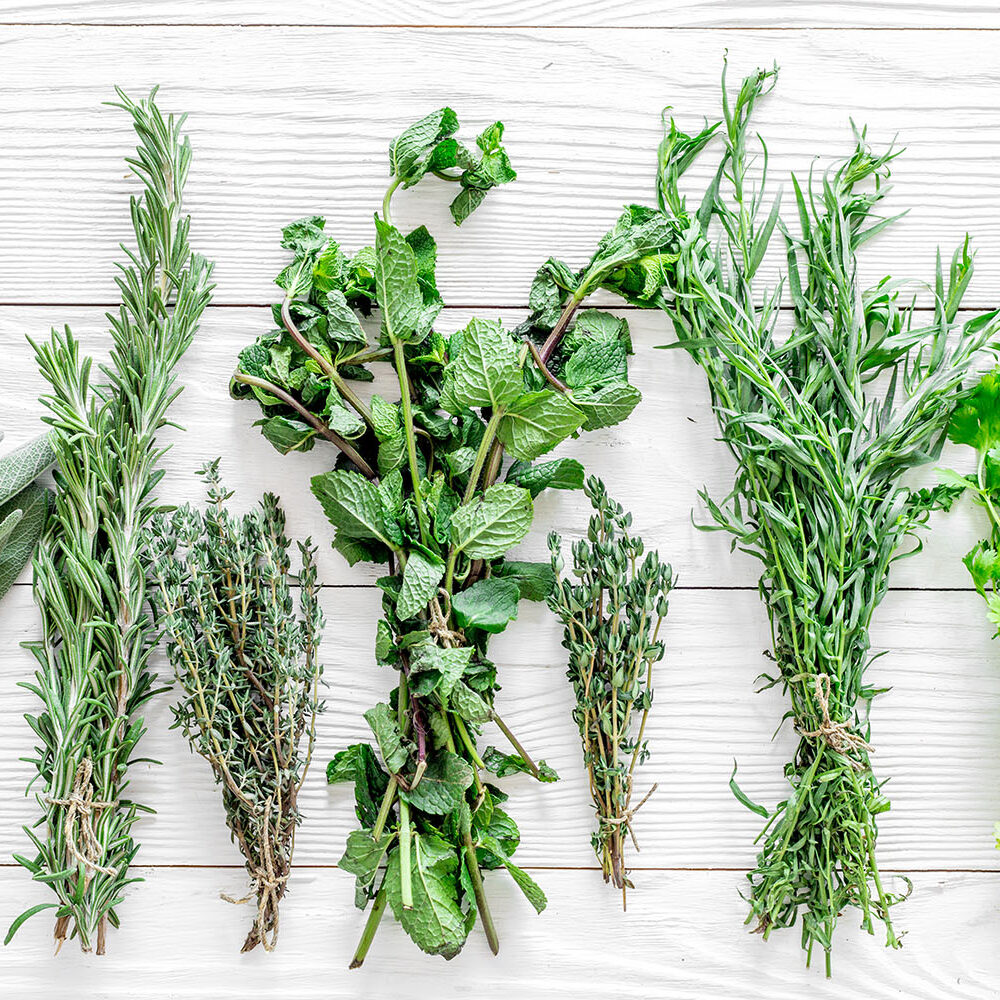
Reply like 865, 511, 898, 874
2, 3, 1000, 998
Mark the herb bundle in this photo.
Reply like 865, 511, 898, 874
231, 107, 671, 964
651, 67, 998, 972
547, 477, 673, 906
0, 432, 55, 600
148, 462, 324, 952
9, 89, 213, 953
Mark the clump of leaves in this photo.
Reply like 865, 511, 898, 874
231, 107, 674, 964
9, 89, 213, 954
653, 66, 998, 973
148, 462, 324, 952
547, 477, 673, 906
0, 432, 55, 600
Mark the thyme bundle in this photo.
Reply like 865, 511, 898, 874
0, 432, 55, 600
651, 67, 998, 972
148, 462, 324, 952
547, 477, 673, 906
9, 89, 212, 953
231, 108, 676, 964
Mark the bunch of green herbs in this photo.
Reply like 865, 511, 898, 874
231, 107, 680, 963
547, 477, 673, 906
654, 67, 998, 973
9, 89, 213, 954
148, 462, 324, 952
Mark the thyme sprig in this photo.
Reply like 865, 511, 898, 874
148, 461, 324, 952
655, 66, 998, 973
547, 477, 673, 906
8, 88, 212, 954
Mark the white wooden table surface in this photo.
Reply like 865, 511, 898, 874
2, 3, 1000, 998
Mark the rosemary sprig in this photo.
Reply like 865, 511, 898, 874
656, 65, 998, 973
547, 477, 673, 907
148, 461, 325, 952
8, 88, 212, 954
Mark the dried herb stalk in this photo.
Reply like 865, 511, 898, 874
231, 108, 671, 964
9, 89, 212, 953
653, 66, 997, 972
547, 477, 673, 906
148, 462, 324, 952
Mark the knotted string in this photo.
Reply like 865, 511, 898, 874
796, 673, 873, 771
46, 758, 118, 878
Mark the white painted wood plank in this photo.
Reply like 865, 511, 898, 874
2, 0, 999, 29
4, 28, 1000, 305
2, 586, 998, 870
0, 867, 996, 998
0, 306, 988, 591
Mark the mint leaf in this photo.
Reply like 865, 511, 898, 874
451, 483, 532, 559
399, 750, 473, 815
478, 834, 547, 914
324, 289, 367, 345
505, 457, 584, 498
440, 318, 522, 414
450, 122, 517, 225
448, 681, 492, 723
529, 258, 577, 329
364, 703, 409, 774
385, 834, 466, 959
492, 560, 557, 601
570, 383, 642, 430
452, 577, 520, 634
327, 743, 389, 828
339, 829, 394, 890
409, 641, 473, 697
497, 390, 584, 461
256, 415, 316, 454
374, 217, 424, 345
389, 108, 460, 187
311, 469, 393, 547
396, 549, 446, 620
483, 746, 558, 783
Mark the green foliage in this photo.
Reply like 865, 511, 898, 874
148, 463, 325, 952
548, 478, 673, 905
233, 107, 649, 966
656, 65, 997, 973
11, 88, 213, 953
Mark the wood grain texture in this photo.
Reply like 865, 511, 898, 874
3, 28, 1000, 306
2, 585, 998, 870
0, 305, 988, 590
2, 0, 1000, 29
0, 868, 997, 999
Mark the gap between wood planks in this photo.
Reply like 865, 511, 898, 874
1, 24, 999, 31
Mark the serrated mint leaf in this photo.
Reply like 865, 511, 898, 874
497, 390, 584, 461
479, 834, 547, 914
452, 577, 520, 634
364, 702, 409, 774
327, 743, 390, 828
409, 641, 474, 697
450, 121, 517, 225
451, 483, 532, 559
405, 225, 441, 305
389, 108, 460, 187
374, 217, 424, 345
257, 415, 316, 454
325, 289, 367, 345
397, 549, 446, 620
311, 469, 392, 548
281, 216, 327, 253
340, 829, 394, 890
399, 750, 473, 815
378, 433, 407, 477
385, 834, 466, 959
563, 337, 628, 389
370, 394, 401, 442
492, 560, 557, 601
450, 188, 489, 226
570, 382, 642, 431
505, 457, 584, 498
449, 681, 491, 723
326, 401, 366, 440
482, 746, 559, 783
529, 258, 577, 329
440, 318, 522, 415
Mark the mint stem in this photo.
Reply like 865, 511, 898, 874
490, 709, 541, 779
399, 800, 413, 909
462, 830, 499, 955
349, 884, 388, 969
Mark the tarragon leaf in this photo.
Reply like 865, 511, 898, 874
451, 483, 532, 559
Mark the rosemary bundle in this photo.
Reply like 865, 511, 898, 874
232, 108, 672, 965
0, 432, 55, 600
148, 462, 324, 952
9, 89, 212, 953
652, 67, 998, 972
547, 477, 673, 906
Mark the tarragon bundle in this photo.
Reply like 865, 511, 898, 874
9, 89, 212, 954
652, 67, 998, 972
0, 432, 55, 600
231, 108, 678, 964
148, 462, 324, 952
547, 477, 673, 906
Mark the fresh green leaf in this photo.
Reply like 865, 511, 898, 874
451, 483, 533, 559
452, 577, 521, 634
397, 550, 446, 620
497, 390, 585, 461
